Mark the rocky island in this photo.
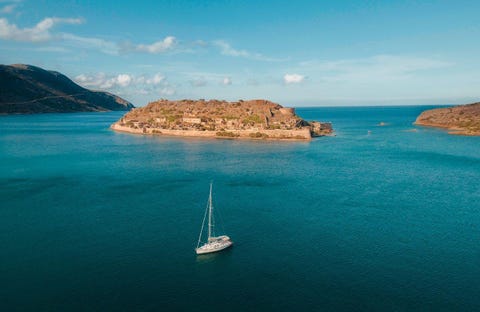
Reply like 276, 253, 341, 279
415, 102, 480, 136
0, 64, 134, 114
111, 99, 333, 140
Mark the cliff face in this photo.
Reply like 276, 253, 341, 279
112, 99, 333, 140
415, 102, 480, 136
0, 64, 134, 114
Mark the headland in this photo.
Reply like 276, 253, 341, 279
0, 64, 134, 114
415, 102, 480, 136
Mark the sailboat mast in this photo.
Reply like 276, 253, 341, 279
208, 182, 213, 239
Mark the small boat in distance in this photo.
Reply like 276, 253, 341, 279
195, 182, 233, 255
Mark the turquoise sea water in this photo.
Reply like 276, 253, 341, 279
1, 106, 479, 311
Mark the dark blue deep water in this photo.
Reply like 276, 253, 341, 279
1, 106, 479, 311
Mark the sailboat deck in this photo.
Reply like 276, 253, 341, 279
196, 236, 233, 254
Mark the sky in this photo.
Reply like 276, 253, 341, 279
1, 0, 479, 107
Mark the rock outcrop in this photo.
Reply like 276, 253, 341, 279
0, 64, 134, 114
415, 102, 480, 136
111, 99, 333, 140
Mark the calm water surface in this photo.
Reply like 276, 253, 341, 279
0, 106, 479, 311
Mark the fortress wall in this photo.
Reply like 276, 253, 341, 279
111, 124, 312, 140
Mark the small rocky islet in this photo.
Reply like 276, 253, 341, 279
415, 102, 480, 136
111, 99, 333, 140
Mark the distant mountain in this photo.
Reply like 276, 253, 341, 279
415, 102, 480, 136
0, 64, 134, 114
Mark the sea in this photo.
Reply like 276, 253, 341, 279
0, 106, 479, 311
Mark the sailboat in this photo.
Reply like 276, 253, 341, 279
195, 182, 233, 255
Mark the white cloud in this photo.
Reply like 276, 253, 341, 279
0, 17, 83, 42
75, 73, 133, 89
0, 4, 16, 14
75, 72, 175, 99
284, 74, 305, 84
146, 73, 165, 85
63, 35, 177, 56
213, 40, 250, 58
75, 72, 109, 88
0, 17, 118, 54
222, 77, 232, 85
212, 40, 283, 62
133, 36, 176, 54
123, 74, 177, 99
134, 73, 165, 86
116, 74, 132, 87
74, 74, 90, 83
0, 16, 177, 56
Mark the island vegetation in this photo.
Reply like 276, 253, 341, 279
111, 99, 333, 140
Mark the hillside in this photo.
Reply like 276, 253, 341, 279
112, 99, 333, 140
415, 102, 480, 136
0, 64, 134, 114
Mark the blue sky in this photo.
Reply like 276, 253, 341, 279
1, 0, 479, 106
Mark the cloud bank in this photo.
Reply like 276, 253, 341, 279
75, 73, 132, 89
75, 72, 175, 97
0, 17, 177, 56
0, 17, 83, 42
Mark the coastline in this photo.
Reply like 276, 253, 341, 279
110, 123, 316, 141
414, 121, 480, 136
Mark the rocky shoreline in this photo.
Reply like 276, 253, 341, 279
415, 102, 480, 136
111, 99, 333, 140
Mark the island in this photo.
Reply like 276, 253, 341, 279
415, 102, 480, 136
111, 99, 333, 140
0, 64, 134, 114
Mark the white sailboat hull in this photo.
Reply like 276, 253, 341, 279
195, 235, 233, 255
